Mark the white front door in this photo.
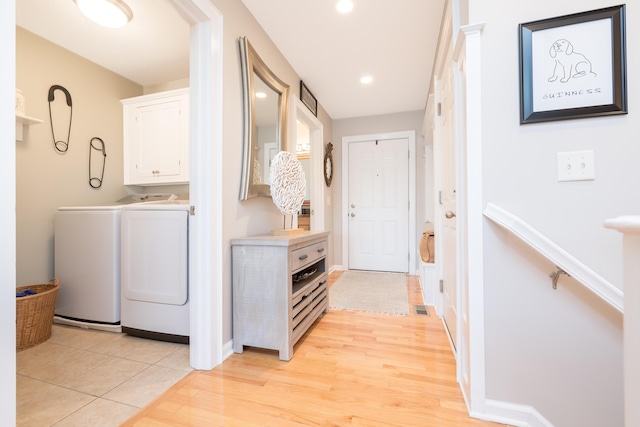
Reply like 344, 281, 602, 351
441, 54, 458, 350
347, 138, 409, 273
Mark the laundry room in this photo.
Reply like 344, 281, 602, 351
15, 29, 190, 289
14, 7, 197, 421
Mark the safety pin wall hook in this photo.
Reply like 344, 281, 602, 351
549, 267, 570, 290
48, 85, 73, 153
89, 137, 107, 189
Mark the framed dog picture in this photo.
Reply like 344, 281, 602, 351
519, 5, 627, 124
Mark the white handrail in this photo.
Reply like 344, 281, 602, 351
483, 203, 623, 313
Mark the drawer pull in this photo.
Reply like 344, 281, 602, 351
317, 248, 325, 253
298, 254, 309, 261
319, 280, 327, 285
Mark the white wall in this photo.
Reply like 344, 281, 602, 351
470, 0, 637, 424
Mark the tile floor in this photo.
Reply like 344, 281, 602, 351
17, 324, 192, 426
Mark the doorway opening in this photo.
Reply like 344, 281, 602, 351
291, 96, 324, 231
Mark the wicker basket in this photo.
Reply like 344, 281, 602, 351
16, 279, 60, 351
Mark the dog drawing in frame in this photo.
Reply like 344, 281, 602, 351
548, 39, 597, 83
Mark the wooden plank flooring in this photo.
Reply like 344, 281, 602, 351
123, 272, 506, 426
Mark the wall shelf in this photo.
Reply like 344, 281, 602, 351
16, 113, 43, 142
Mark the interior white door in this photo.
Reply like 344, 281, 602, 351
441, 56, 458, 350
348, 138, 409, 273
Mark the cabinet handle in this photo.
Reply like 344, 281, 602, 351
317, 248, 325, 253
298, 254, 308, 261
319, 280, 327, 285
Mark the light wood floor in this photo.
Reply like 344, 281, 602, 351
123, 272, 506, 426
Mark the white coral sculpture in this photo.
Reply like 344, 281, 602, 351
270, 151, 306, 216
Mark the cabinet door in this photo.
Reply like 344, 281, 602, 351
136, 100, 183, 180
123, 90, 189, 186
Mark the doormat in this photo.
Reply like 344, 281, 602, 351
329, 271, 409, 315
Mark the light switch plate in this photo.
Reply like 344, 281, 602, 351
557, 150, 595, 182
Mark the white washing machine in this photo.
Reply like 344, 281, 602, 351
54, 193, 178, 332
120, 200, 190, 343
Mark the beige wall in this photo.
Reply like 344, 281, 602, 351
16, 27, 143, 285
17, 1, 335, 347
213, 0, 334, 343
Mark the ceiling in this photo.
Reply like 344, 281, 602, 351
17, 0, 444, 120
16, 0, 190, 88
240, 0, 445, 119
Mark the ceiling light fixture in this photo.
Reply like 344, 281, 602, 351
360, 75, 373, 84
74, 0, 133, 28
336, 0, 354, 14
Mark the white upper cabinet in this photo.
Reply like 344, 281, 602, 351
122, 88, 189, 186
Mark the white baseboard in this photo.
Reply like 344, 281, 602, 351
222, 339, 234, 362
418, 262, 436, 306
471, 399, 553, 427
329, 265, 343, 274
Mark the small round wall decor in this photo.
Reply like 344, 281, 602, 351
324, 142, 334, 187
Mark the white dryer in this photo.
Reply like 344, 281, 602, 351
120, 200, 190, 343
54, 193, 178, 332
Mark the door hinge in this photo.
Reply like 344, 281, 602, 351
438, 190, 443, 205
439, 279, 444, 293
437, 103, 442, 116
190, 206, 195, 216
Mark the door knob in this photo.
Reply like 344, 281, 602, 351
350, 212, 356, 217
351, 204, 356, 208
445, 210, 456, 219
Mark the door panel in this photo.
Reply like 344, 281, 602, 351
348, 138, 409, 273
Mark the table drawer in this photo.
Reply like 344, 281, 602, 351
291, 240, 327, 272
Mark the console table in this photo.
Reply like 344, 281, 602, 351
231, 231, 329, 361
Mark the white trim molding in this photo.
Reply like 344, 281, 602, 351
454, 21, 487, 416
477, 399, 554, 427
2, 1, 17, 424
485, 203, 623, 313
604, 216, 640, 427
167, 0, 224, 370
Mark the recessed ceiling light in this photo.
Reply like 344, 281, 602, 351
74, 0, 133, 29
336, 0, 354, 14
255, 92, 267, 99
360, 75, 373, 84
